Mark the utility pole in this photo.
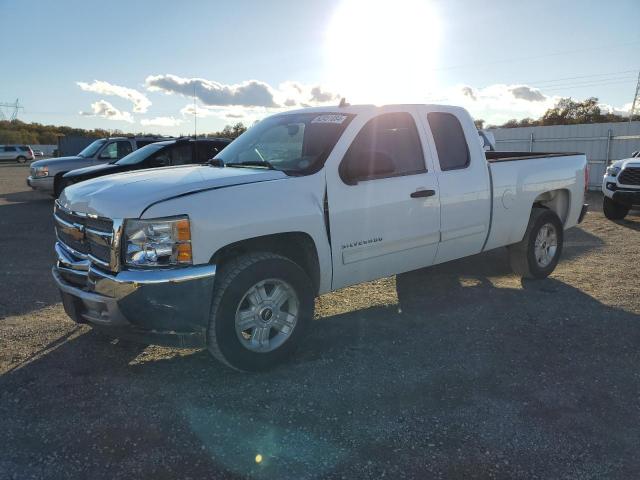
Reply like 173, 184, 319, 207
630, 70, 640, 123
0, 98, 24, 121
193, 85, 197, 139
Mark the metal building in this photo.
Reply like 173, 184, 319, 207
488, 121, 640, 189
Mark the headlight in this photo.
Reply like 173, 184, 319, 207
606, 166, 621, 177
33, 166, 48, 177
123, 216, 192, 267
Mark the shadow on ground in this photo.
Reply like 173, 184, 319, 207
2, 261, 639, 479
0, 188, 57, 318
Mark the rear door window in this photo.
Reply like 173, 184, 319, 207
427, 112, 470, 171
170, 144, 194, 165
4, 146, 17, 152
117, 141, 133, 158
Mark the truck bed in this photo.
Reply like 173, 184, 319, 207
486, 151, 583, 163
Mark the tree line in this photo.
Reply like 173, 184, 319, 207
0, 120, 248, 145
474, 97, 638, 130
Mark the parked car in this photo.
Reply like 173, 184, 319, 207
1, 145, 34, 163
52, 104, 588, 371
27, 136, 171, 197
602, 153, 640, 220
32, 149, 45, 157
59, 137, 231, 195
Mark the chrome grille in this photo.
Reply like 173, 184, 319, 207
54, 202, 118, 271
618, 167, 640, 186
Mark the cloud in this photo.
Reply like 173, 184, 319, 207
434, 84, 558, 125
146, 74, 278, 107
460, 86, 477, 101
509, 85, 546, 102
310, 86, 339, 103
140, 116, 183, 127
147, 74, 340, 109
80, 100, 133, 122
77, 80, 151, 113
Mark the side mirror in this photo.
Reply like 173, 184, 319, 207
340, 150, 395, 185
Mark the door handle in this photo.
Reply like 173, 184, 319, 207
410, 189, 436, 198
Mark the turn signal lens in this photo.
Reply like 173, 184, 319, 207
176, 218, 191, 242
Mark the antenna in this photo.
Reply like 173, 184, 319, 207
193, 85, 197, 139
0, 98, 24, 121
629, 70, 640, 123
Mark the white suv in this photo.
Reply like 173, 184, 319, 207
0, 145, 34, 163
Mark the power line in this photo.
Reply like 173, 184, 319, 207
630, 71, 640, 122
0, 99, 24, 121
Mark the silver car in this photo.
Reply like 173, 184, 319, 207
1, 145, 35, 163
27, 136, 170, 197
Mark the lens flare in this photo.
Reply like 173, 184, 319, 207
325, 0, 441, 104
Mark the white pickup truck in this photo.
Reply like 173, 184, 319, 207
53, 104, 588, 371
601, 151, 640, 220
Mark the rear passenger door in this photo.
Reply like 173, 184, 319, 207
420, 108, 491, 264
327, 108, 441, 289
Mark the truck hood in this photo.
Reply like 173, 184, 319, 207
610, 157, 640, 169
31, 155, 81, 168
63, 162, 123, 178
58, 165, 287, 218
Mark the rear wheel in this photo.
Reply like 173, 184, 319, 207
207, 252, 314, 371
16, 156, 26, 164
508, 208, 564, 279
603, 196, 629, 220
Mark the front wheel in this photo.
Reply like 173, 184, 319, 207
508, 208, 564, 279
207, 252, 314, 371
603, 196, 629, 220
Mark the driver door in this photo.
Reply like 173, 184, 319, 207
326, 108, 441, 289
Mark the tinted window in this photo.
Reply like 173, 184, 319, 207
117, 141, 133, 158
170, 144, 193, 165
196, 141, 226, 162
427, 112, 470, 171
116, 143, 166, 166
5, 146, 17, 152
341, 112, 425, 182
19, 146, 29, 151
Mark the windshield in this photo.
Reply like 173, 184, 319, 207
214, 112, 354, 174
116, 143, 166, 165
78, 139, 107, 158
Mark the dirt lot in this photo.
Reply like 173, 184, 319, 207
1, 162, 640, 479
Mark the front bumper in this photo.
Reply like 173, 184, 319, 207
612, 190, 640, 207
27, 175, 54, 193
53, 242, 216, 347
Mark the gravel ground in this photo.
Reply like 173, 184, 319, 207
1, 163, 640, 479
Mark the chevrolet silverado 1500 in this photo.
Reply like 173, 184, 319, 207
52, 104, 589, 371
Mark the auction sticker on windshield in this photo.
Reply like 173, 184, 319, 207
311, 114, 348, 124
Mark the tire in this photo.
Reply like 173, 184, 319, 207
207, 252, 314, 371
508, 208, 564, 279
603, 196, 629, 220
16, 156, 26, 164
53, 173, 66, 199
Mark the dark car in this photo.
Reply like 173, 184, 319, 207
60, 137, 231, 193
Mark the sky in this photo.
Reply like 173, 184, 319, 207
1, 0, 639, 135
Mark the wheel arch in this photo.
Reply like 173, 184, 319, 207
209, 232, 321, 295
532, 188, 570, 225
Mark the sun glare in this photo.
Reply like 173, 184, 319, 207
325, 0, 441, 105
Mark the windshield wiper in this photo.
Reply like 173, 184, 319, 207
226, 160, 276, 170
